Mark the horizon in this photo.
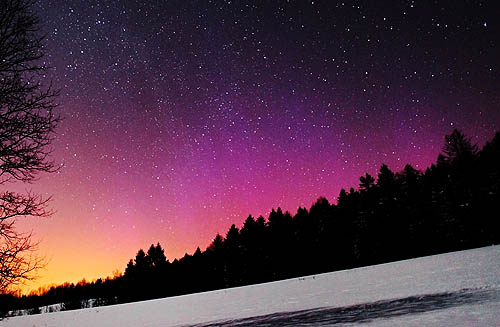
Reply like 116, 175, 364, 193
15, 135, 496, 295
7, 0, 500, 293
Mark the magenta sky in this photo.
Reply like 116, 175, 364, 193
14, 0, 499, 291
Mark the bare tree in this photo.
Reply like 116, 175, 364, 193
0, 0, 59, 293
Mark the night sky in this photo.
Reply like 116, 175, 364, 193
17, 0, 499, 291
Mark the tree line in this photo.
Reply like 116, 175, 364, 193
2, 129, 499, 315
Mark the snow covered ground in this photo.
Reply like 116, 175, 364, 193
2, 245, 499, 326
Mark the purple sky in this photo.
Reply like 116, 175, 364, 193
16, 0, 499, 291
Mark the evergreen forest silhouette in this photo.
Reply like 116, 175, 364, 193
2, 129, 499, 315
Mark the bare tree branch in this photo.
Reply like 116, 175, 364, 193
0, 221, 45, 291
0, 0, 59, 293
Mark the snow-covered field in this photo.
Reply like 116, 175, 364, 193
2, 245, 499, 326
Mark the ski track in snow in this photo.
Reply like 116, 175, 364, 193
2, 245, 499, 327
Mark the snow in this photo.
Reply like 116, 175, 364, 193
2, 245, 499, 327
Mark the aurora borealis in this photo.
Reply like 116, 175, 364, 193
14, 0, 499, 291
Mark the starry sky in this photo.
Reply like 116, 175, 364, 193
15, 0, 499, 291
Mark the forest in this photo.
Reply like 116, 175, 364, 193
1, 129, 499, 315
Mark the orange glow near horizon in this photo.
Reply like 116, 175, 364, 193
13, 144, 443, 294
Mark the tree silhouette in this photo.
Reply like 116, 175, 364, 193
134, 249, 148, 274
147, 243, 167, 269
224, 224, 242, 286
442, 129, 478, 163
377, 164, 395, 189
359, 173, 375, 191
205, 234, 225, 289
0, 0, 59, 293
